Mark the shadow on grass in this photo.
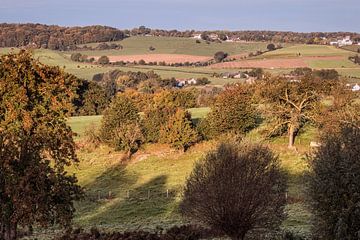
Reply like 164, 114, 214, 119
76, 167, 180, 228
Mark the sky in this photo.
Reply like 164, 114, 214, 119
0, 0, 359, 32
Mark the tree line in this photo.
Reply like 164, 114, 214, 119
0, 23, 126, 50
1, 23, 360, 51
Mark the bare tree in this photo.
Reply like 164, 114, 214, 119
180, 140, 287, 240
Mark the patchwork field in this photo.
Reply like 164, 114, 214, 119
1, 40, 360, 84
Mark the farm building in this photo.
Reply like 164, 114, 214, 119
192, 34, 202, 39
352, 84, 360, 92
222, 72, 247, 79
176, 78, 197, 87
330, 36, 353, 46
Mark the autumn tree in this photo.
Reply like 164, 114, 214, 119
160, 109, 199, 151
73, 80, 109, 116
267, 43, 276, 51
307, 125, 360, 239
180, 141, 287, 240
113, 123, 144, 157
0, 51, 83, 240
153, 89, 197, 109
316, 82, 359, 133
214, 51, 228, 62
100, 94, 143, 155
97, 55, 110, 65
142, 105, 177, 143
202, 85, 257, 139
257, 76, 332, 148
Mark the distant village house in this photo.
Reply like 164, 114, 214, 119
330, 36, 353, 46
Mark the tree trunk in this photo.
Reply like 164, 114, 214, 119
230, 232, 246, 240
3, 223, 17, 240
0, 222, 4, 240
288, 124, 296, 148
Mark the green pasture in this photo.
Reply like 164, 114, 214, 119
65, 112, 313, 237
261, 44, 353, 58
73, 36, 268, 57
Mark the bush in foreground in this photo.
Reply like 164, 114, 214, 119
307, 125, 360, 240
180, 141, 287, 240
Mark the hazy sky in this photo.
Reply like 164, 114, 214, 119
1, 0, 359, 32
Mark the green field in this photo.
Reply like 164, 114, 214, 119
67, 107, 210, 139
73, 36, 268, 56
2, 41, 360, 81
262, 44, 353, 58
341, 45, 360, 53
65, 112, 313, 237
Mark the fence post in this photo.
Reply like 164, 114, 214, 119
148, 190, 150, 199
98, 191, 101, 201
127, 190, 129, 198
166, 189, 169, 198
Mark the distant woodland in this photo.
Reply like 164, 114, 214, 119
0, 23, 126, 50
0, 23, 359, 50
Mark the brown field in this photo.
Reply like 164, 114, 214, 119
93, 54, 212, 64
210, 56, 345, 69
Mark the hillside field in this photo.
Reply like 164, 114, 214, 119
73, 36, 269, 56
1, 40, 360, 81
62, 111, 314, 238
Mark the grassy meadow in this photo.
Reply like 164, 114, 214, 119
73, 36, 269, 56
65, 111, 313, 237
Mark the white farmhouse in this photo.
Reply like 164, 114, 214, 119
330, 36, 353, 46
192, 34, 202, 39
352, 84, 360, 92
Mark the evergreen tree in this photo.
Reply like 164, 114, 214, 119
160, 109, 199, 151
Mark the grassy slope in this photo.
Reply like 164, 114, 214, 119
2, 42, 359, 81
259, 45, 360, 77
67, 112, 313, 237
262, 44, 352, 58
0, 47, 242, 85
73, 36, 268, 56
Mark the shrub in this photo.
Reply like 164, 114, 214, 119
307, 125, 360, 239
83, 124, 101, 150
97, 55, 110, 65
142, 106, 177, 143
180, 140, 287, 240
113, 122, 144, 156
204, 85, 257, 139
70, 52, 82, 61
312, 69, 339, 80
267, 43, 276, 51
100, 95, 140, 146
214, 51, 228, 62
160, 109, 199, 151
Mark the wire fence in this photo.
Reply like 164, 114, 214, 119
84, 188, 182, 202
